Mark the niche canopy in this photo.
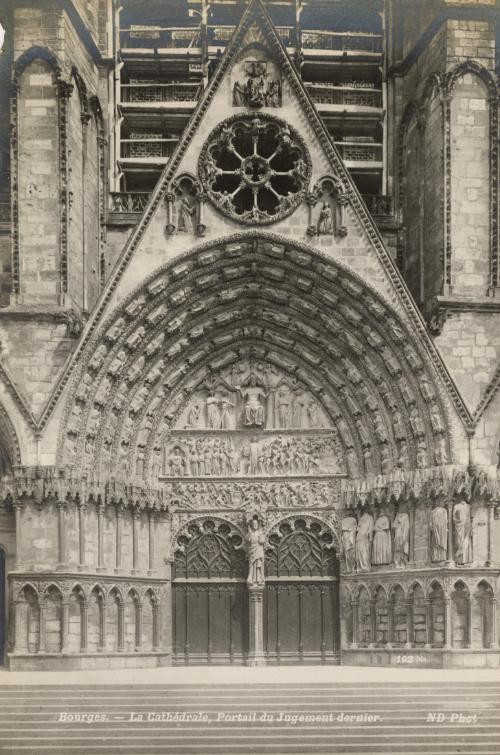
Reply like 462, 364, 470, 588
199, 114, 311, 225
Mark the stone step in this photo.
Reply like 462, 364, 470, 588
0, 683, 497, 755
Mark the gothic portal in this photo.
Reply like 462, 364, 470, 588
0, 0, 499, 670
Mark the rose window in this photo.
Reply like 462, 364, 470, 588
199, 114, 311, 224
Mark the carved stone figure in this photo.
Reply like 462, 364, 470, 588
186, 402, 201, 429
419, 373, 435, 401
392, 410, 406, 440
87, 408, 101, 437
75, 373, 93, 402
393, 507, 410, 568
177, 196, 195, 232
397, 440, 409, 468
233, 80, 246, 106
238, 375, 270, 427
380, 444, 392, 474
169, 447, 185, 477
219, 393, 234, 429
247, 518, 265, 586
435, 437, 449, 465
372, 509, 392, 565
67, 404, 82, 435
453, 500, 473, 565
342, 516, 357, 574
430, 404, 444, 434
355, 417, 371, 448
360, 383, 378, 412
409, 406, 425, 437
373, 412, 388, 443
307, 400, 321, 428
206, 391, 220, 429
356, 509, 374, 571
317, 202, 334, 235
292, 390, 307, 428
430, 503, 448, 562
277, 388, 291, 428
94, 377, 112, 406
416, 440, 428, 469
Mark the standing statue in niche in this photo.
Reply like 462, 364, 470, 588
430, 502, 448, 562
393, 506, 410, 568
237, 375, 271, 427
342, 516, 357, 574
356, 508, 374, 571
453, 499, 473, 565
317, 201, 335, 235
372, 508, 392, 565
247, 518, 265, 587
177, 195, 196, 232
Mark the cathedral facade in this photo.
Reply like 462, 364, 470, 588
0, 0, 499, 670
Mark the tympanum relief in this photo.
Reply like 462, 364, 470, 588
161, 360, 344, 512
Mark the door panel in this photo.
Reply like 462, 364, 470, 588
173, 583, 247, 664
265, 582, 339, 664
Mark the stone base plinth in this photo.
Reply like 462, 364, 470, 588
341, 646, 500, 669
7, 652, 171, 671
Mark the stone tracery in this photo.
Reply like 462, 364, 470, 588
198, 115, 311, 224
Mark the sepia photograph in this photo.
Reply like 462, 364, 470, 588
0, 0, 499, 753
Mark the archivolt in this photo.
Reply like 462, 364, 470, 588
58, 237, 450, 480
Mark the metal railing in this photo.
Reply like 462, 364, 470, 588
120, 26, 381, 53
121, 82, 202, 103
110, 192, 151, 213
306, 84, 382, 108
362, 195, 394, 217
120, 137, 178, 159
302, 30, 383, 53
121, 26, 201, 49
336, 142, 383, 163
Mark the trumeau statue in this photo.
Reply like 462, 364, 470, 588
430, 502, 448, 562
247, 518, 265, 586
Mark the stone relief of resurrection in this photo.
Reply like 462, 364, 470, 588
163, 433, 341, 478
232, 59, 282, 108
198, 113, 311, 225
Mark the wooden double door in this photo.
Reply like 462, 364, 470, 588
172, 517, 339, 665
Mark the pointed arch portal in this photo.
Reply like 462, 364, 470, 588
59, 233, 450, 665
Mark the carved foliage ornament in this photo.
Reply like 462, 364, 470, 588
199, 114, 311, 225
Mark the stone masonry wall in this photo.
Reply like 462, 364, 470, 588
449, 72, 490, 297
17, 60, 61, 304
